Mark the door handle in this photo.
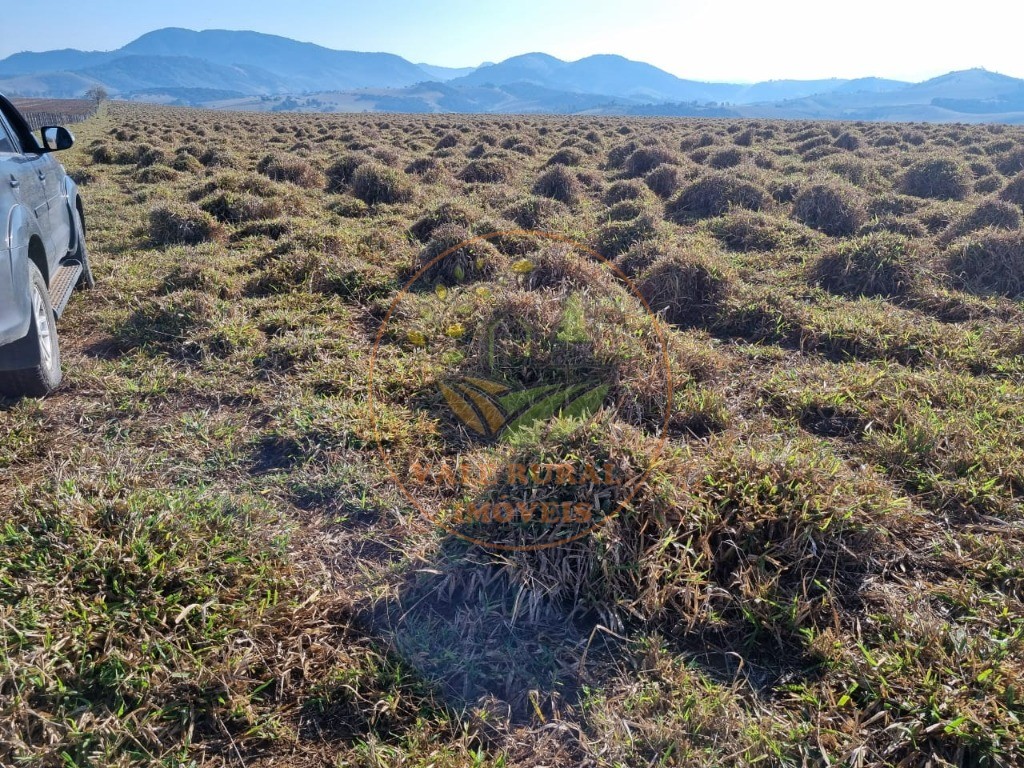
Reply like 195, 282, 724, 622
9, 175, 19, 189
37, 171, 46, 181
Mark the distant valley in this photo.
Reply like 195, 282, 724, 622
3, 28, 1024, 122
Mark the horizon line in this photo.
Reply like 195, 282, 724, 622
0, 26, 1009, 87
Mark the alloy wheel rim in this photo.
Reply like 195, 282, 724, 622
31, 284, 53, 371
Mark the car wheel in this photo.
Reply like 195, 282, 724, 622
0, 262, 63, 398
72, 207, 95, 289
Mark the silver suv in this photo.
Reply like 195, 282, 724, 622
0, 94, 92, 397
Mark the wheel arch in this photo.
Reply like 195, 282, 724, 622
27, 234, 48, 285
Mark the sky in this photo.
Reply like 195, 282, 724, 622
2, 0, 1023, 83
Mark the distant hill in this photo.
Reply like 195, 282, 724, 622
3, 29, 1024, 122
416, 63, 480, 82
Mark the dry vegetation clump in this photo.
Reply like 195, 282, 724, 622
604, 178, 649, 204
812, 232, 922, 298
532, 164, 582, 204
135, 164, 178, 183
503, 195, 566, 229
593, 212, 660, 257
148, 202, 223, 245
947, 229, 1024, 296
516, 242, 611, 291
324, 152, 370, 192
643, 163, 682, 198
255, 152, 324, 188
998, 173, 1024, 207
900, 155, 973, 200
457, 156, 514, 183
135, 144, 168, 167
414, 223, 504, 285
664, 172, 767, 222
409, 201, 476, 241
833, 130, 862, 150
197, 146, 240, 168
940, 198, 1022, 244
544, 147, 586, 167
709, 209, 814, 251
597, 433, 909, 644
169, 150, 203, 173
613, 238, 666, 278
351, 161, 415, 204
199, 191, 283, 224
707, 147, 745, 169
638, 247, 735, 326
623, 145, 677, 177
434, 131, 459, 149
792, 180, 867, 236
994, 146, 1024, 175
606, 199, 646, 221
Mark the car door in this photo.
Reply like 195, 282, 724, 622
0, 118, 30, 342
0, 112, 53, 256
37, 150, 70, 258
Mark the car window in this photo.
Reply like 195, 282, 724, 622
0, 98, 37, 153
0, 118, 15, 154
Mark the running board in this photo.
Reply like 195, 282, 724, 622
50, 260, 83, 318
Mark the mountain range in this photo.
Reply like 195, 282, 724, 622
3, 28, 1024, 122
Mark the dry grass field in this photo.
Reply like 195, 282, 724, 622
2, 102, 1024, 767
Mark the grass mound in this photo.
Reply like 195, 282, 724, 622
606, 199, 646, 221
256, 153, 324, 188
135, 164, 178, 184
199, 192, 283, 224
709, 209, 813, 251
624, 146, 677, 177
812, 232, 921, 298
998, 173, 1024, 207
532, 165, 582, 205
351, 162, 415, 205
188, 171, 276, 201
900, 156, 972, 200
503, 196, 566, 229
325, 153, 370, 192
414, 224, 504, 286
457, 157, 514, 183
604, 179, 649, 204
644, 164, 682, 198
409, 201, 475, 242
149, 203, 223, 245
545, 147, 586, 167
947, 229, 1024, 297
613, 239, 665, 278
665, 173, 766, 223
792, 181, 867, 236
638, 248, 735, 326
941, 198, 1022, 244
169, 151, 203, 173
517, 242, 611, 292
594, 213, 660, 257
708, 147, 745, 169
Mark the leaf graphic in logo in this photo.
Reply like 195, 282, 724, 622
439, 382, 489, 436
453, 382, 507, 435
563, 383, 609, 420
504, 383, 589, 435
439, 377, 609, 440
461, 376, 510, 396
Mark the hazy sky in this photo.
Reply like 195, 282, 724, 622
2, 0, 1022, 82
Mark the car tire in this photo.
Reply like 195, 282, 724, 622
72, 206, 94, 289
0, 262, 63, 398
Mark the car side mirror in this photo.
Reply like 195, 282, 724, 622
40, 126, 75, 152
